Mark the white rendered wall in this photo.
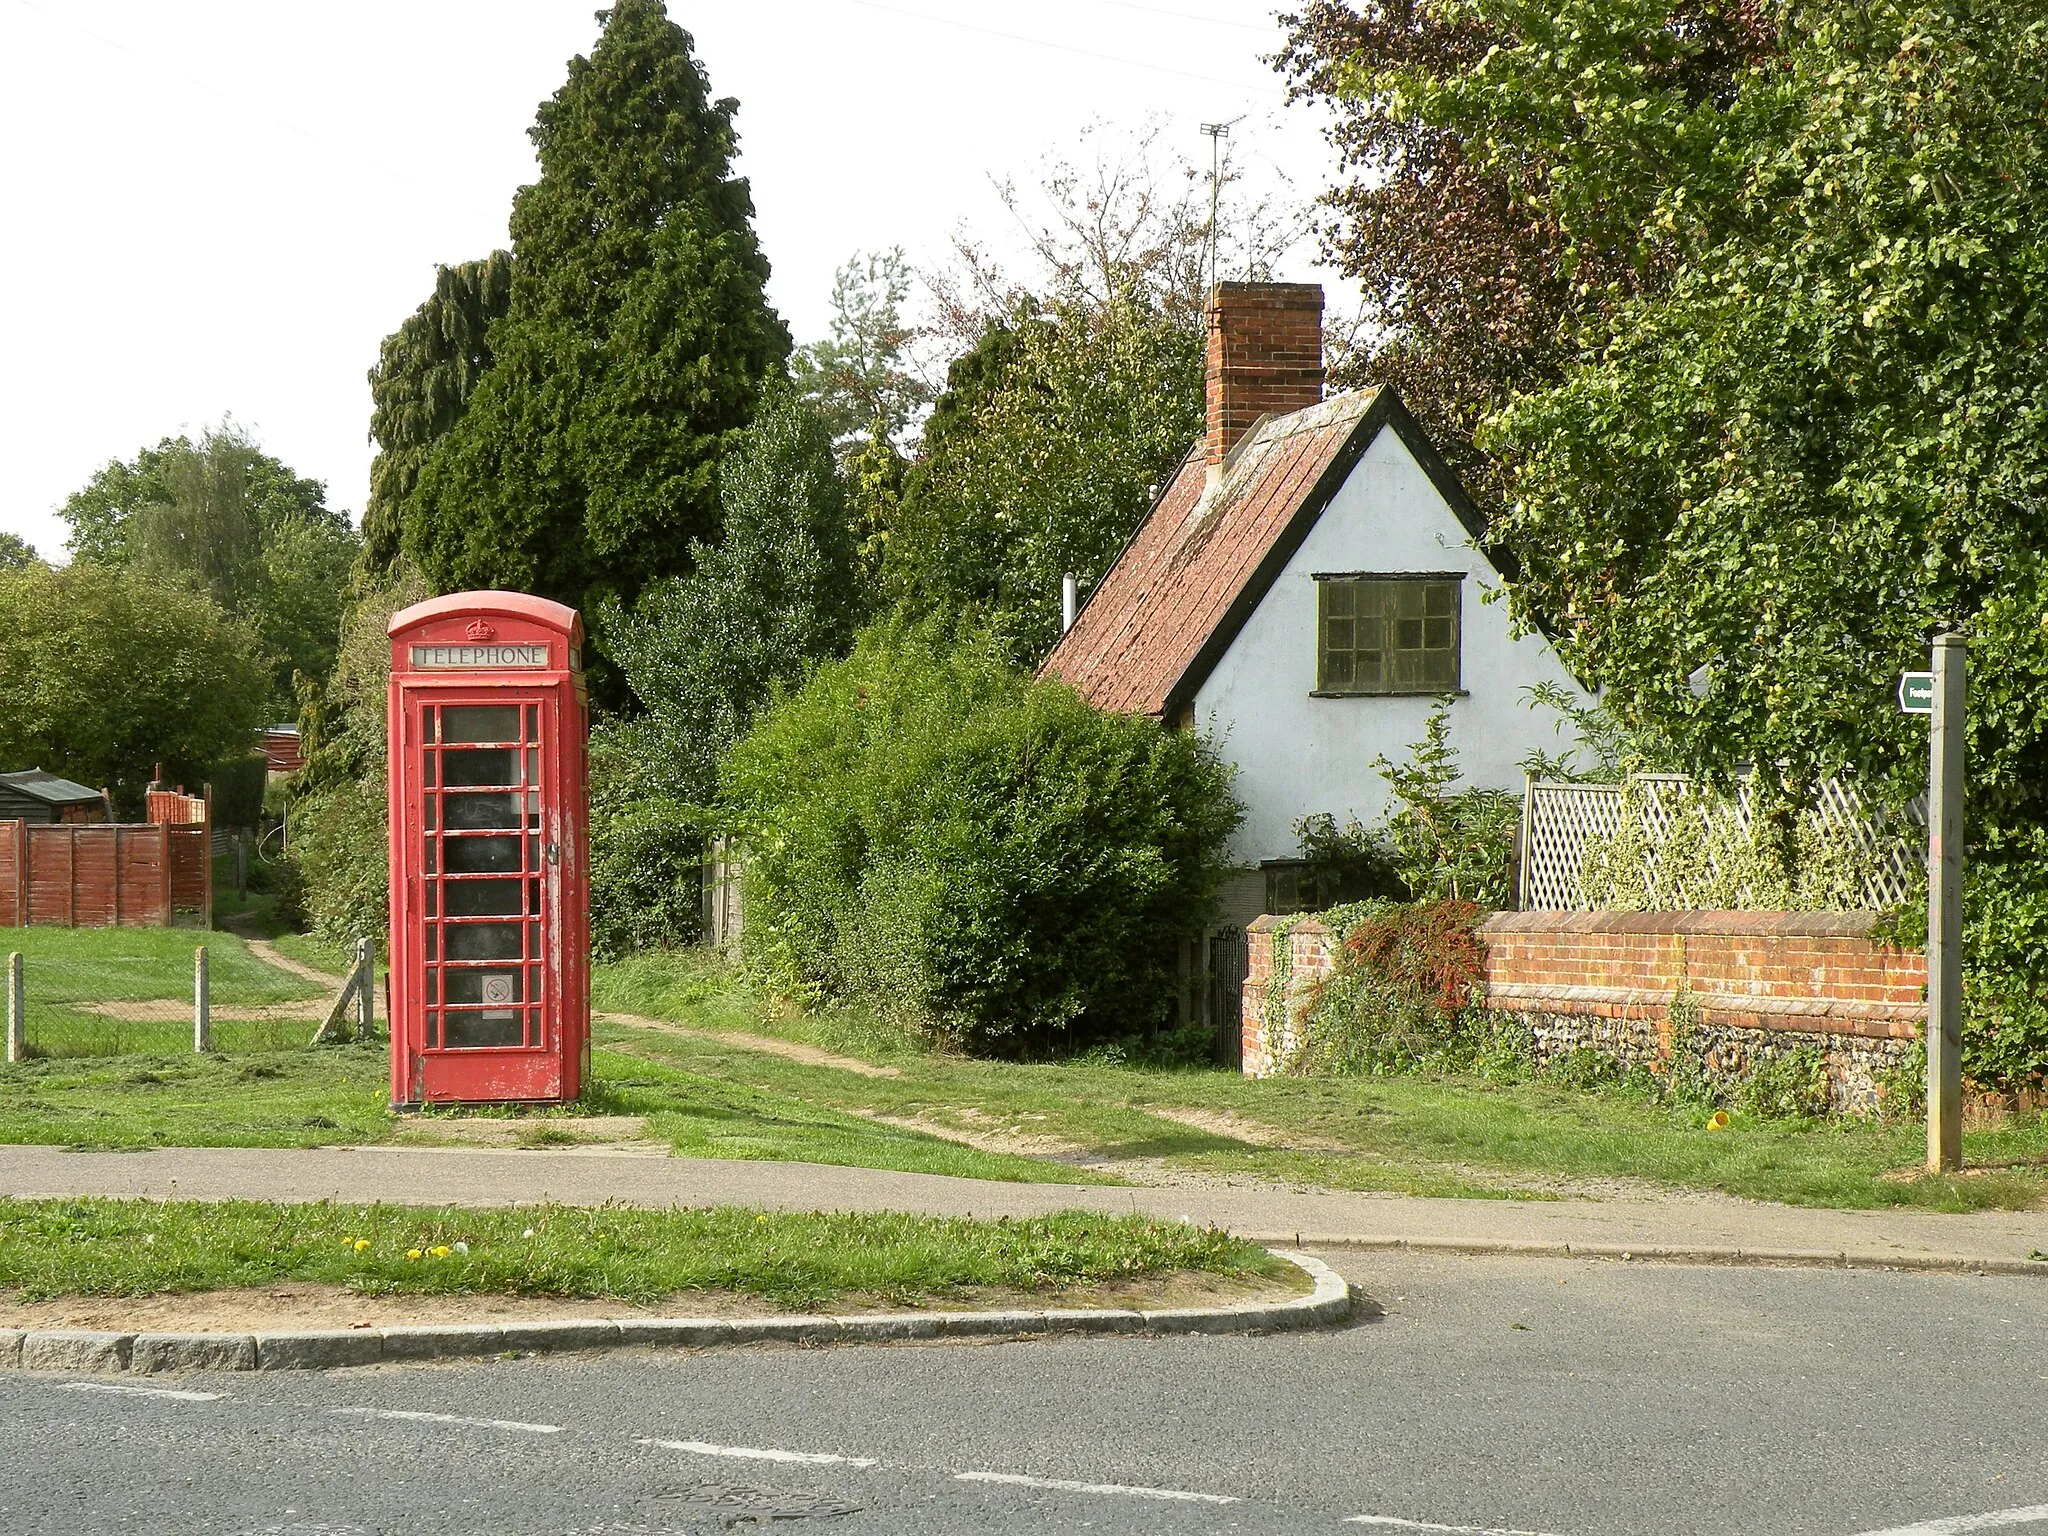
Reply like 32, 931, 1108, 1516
1195, 424, 1591, 868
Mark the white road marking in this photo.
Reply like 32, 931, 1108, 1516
1347, 1518, 1570, 1535
329, 1407, 560, 1435
637, 1437, 878, 1468
55, 1382, 226, 1403
956, 1470, 1238, 1505
1850, 1508, 2048, 1535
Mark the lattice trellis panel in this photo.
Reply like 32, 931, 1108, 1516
1520, 774, 1921, 911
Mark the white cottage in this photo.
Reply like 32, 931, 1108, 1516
1041, 282, 1589, 1030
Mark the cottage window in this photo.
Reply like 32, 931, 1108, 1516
1315, 575, 1461, 694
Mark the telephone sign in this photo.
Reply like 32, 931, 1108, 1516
386, 592, 590, 1106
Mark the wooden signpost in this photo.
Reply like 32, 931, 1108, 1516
1902, 638, 1964, 1173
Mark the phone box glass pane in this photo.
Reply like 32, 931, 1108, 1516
442, 748, 519, 787
445, 968, 523, 1006
446, 835, 521, 874
445, 792, 522, 830
442, 1012, 524, 1049
444, 922, 523, 960
445, 879, 524, 917
443, 705, 522, 743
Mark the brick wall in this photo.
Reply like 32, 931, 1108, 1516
1206, 282, 1324, 467
1241, 915, 1336, 1077
1242, 909, 1928, 1109
1477, 910, 1926, 1039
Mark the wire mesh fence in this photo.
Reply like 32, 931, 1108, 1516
2, 931, 358, 1060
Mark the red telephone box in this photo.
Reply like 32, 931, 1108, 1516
386, 592, 589, 1106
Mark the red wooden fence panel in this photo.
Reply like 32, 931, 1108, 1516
0, 819, 200, 928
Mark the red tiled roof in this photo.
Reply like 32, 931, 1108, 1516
1045, 388, 1484, 718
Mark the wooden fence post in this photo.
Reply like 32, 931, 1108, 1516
193, 946, 210, 1053
6, 953, 22, 1064
355, 937, 374, 1037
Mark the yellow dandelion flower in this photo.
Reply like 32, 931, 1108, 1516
406, 1248, 423, 1261
430, 1245, 453, 1258
353, 1239, 371, 1253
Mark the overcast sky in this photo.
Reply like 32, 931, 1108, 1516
0, 1, 1341, 560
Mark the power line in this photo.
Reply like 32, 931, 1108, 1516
840, 0, 1287, 98
1089, 0, 1277, 34
7, 0, 320, 143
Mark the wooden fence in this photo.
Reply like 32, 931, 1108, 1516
1519, 774, 1920, 912
1, 790, 212, 928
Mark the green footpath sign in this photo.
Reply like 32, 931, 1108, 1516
1899, 672, 1936, 715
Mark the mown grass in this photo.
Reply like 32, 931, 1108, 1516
264, 932, 359, 979
587, 1048, 1111, 1184
594, 948, 2048, 1213
0, 1045, 395, 1148
0, 1198, 1280, 1310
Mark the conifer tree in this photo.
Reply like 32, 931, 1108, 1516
362, 252, 512, 573
405, 0, 788, 616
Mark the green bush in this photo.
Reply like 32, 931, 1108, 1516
588, 722, 703, 959
719, 623, 1241, 1056
1292, 901, 1491, 1075
1733, 1046, 1833, 1122
285, 775, 386, 947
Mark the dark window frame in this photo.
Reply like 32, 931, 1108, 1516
1313, 572, 1464, 696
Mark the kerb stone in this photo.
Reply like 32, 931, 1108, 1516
21, 1331, 133, 1373
378, 1324, 504, 1362
498, 1320, 621, 1355
254, 1330, 384, 1370
616, 1319, 735, 1350
131, 1334, 257, 1374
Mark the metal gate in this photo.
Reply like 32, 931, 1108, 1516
1207, 925, 1248, 1067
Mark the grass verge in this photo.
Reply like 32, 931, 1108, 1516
595, 949, 2048, 1213
0, 1199, 1280, 1311
587, 1048, 1112, 1184
0, 1045, 395, 1149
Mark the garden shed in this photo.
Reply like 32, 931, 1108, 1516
0, 770, 109, 825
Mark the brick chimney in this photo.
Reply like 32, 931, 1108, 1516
1206, 282, 1324, 492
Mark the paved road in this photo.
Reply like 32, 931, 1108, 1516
5, 1144, 2047, 1271
5, 1252, 2045, 1536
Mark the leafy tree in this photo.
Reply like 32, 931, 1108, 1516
1277, 0, 1778, 494
791, 249, 929, 450
283, 565, 431, 943
58, 425, 359, 715
584, 390, 859, 955
404, 0, 789, 620
886, 298, 1202, 666
1372, 703, 1519, 905
886, 121, 1293, 666
1485, 0, 2048, 1083
362, 252, 513, 573
0, 531, 36, 569
792, 249, 927, 583
0, 562, 266, 811
602, 390, 861, 809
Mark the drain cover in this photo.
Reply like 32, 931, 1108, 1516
659, 1482, 863, 1526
